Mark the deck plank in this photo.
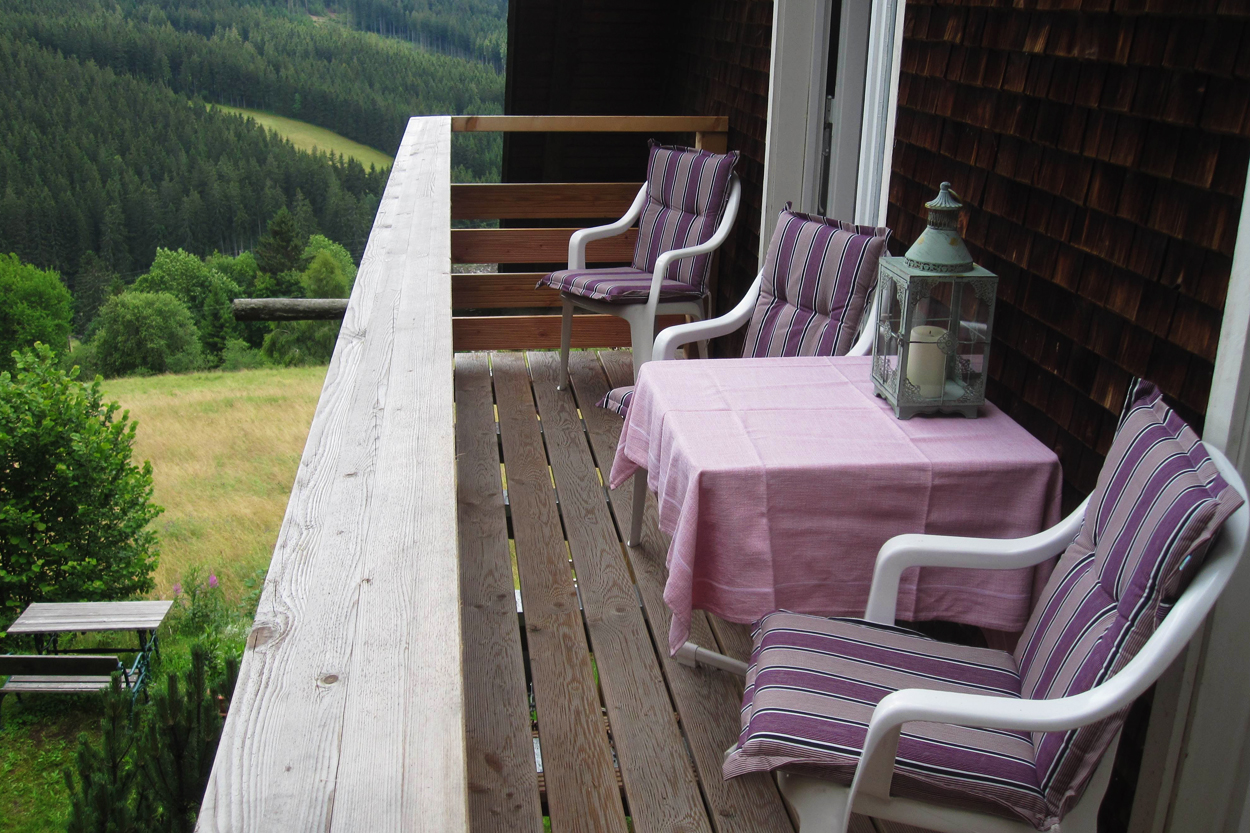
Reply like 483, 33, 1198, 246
456, 353, 545, 833
568, 351, 796, 833
527, 351, 713, 833
492, 353, 628, 833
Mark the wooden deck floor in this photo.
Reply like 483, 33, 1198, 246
456, 349, 909, 833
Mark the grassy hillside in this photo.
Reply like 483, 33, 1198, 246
216, 105, 394, 171
101, 365, 327, 601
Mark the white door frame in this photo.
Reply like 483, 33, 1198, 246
1137, 163, 1250, 833
761, 0, 905, 260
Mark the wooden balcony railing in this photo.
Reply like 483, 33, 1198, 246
202, 114, 729, 832
449, 115, 729, 351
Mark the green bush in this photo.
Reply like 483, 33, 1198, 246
0, 253, 73, 373
132, 249, 242, 366
0, 345, 160, 626
88, 292, 202, 378
302, 235, 357, 290
219, 338, 268, 372
260, 251, 348, 367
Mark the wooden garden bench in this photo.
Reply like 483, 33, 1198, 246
0, 654, 128, 728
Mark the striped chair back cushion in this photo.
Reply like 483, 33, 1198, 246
631, 141, 739, 291
1013, 379, 1243, 822
741, 206, 891, 358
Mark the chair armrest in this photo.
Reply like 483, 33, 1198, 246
654, 271, 762, 361
567, 184, 648, 270
845, 289, 879, 357
862, 498, 1089, 625
641, 176, 743, 311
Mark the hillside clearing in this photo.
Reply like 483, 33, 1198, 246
101, 365, 327, 600
215, 105, 395, 171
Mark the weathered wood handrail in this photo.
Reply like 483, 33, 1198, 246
200, 116, 465, 831
231, 298, 349, 320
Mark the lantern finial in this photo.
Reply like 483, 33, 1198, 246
904, 182, 974, 274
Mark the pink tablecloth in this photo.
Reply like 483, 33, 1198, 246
608, 355, 1063, 655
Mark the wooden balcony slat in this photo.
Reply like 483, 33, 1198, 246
453, 274, 561, 309
527, 351, 713, 833
566, 352, 799, 833
456, 353, 544, 833
452, 115, 728, 133
492, 354, 629, 833
451, 314, 686, 351
200, 116, 466, 831
451, 228, 636, 264
451, 183, 641, 220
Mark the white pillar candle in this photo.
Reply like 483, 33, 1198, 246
906, 325, 947, 398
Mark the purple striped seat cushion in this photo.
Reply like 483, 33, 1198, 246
631, 141, 739, 292
1013, 379, 1244, 826
597, 385, 634, 417
724, 612, 1049, 827
742, 206, 891, 358
538, 267, 706, 303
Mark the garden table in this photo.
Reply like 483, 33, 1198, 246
608, 355, 1063, 655
6, 600, 173, 691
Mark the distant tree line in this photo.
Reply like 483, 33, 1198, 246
342, 0, 507, 71
0, 0, 504, 183
0, 33, 385, 290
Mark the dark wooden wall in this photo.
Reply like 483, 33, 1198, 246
503, 0, 773, 317
889, 0, 1250, 499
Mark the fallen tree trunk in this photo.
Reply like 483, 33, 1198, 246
232, 298, 349, 321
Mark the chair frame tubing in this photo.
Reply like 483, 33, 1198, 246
556, 178, 743, 388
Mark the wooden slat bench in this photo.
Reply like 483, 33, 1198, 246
0, 654, 128, 728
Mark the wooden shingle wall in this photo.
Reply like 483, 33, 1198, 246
889, 0, 1250, 497
664, 0, 775, 319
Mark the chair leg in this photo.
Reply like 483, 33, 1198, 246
776, 771, 853, 833
557, 298, 574, 390
628, 469, 647, 547
625, 307, 655, 382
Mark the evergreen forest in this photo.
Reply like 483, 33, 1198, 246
0, 0, 504, 337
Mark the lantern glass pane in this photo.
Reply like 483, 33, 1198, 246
958, 282, 992, 345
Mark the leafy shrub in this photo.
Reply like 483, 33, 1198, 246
132, 250, 242, 366
88, 292, 202, 377
219, 339, 268, 371
302, 235, 357, 290
260, 251, 348, 367
0, 253, 72, 373
163, 567, 249, 680
0, 345, 160, 625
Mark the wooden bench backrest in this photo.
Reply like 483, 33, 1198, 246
0, 655, 121, 676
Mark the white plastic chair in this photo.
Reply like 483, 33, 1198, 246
764, 445, 1247, 833
554, 176, 742, 388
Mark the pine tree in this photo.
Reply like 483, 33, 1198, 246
64, 675, 143, 833
139, 646, 224, 833
253, 208, 306, 276
74, 251, 117, 336
290, 190, 320, 243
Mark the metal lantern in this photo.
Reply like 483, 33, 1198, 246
871, 182, 997, 419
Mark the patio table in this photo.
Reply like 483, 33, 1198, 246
608, 355, 1063, 655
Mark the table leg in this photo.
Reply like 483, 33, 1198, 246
673, 641, 748, 677
628, 469, 647, 548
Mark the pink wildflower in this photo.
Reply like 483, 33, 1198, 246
172, 583, 182, 596
208, 573, 218, 589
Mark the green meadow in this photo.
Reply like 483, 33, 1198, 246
216, 105, 395, 171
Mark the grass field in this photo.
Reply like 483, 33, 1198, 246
101, 365, 328, 601
215, 105, 395, 171
0, 365, 326, 831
